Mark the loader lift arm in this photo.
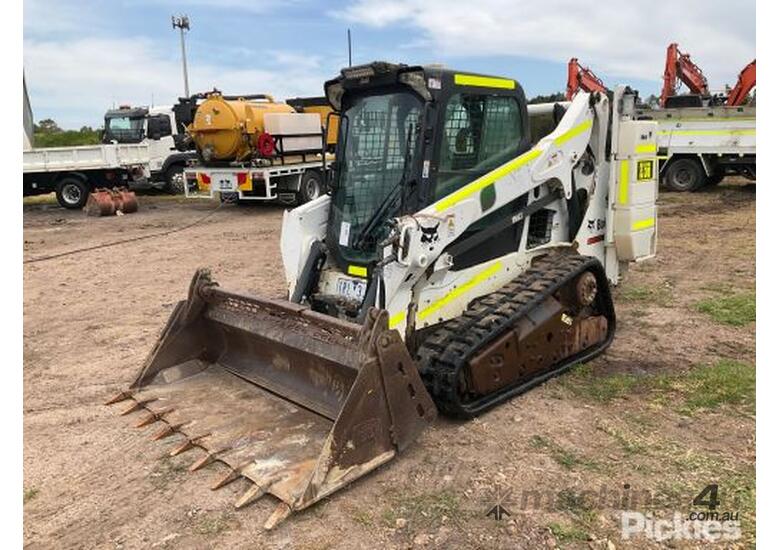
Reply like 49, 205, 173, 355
566, 58, 607, 100
727, 59, 756, 106
661, 43, 710, 107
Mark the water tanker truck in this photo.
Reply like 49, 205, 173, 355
182, 91, 336, 205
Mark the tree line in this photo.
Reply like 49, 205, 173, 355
33, 119, 102, 148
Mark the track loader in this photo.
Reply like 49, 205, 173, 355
108, 62, 658, 529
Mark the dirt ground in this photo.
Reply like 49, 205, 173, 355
23, 181, 756, 549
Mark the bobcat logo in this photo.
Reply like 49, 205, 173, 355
420, 223, 440, 244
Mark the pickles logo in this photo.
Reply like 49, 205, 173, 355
621, 485, 741, 542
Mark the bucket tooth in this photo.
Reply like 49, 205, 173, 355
104, 390, 133, 406
134, 407, 174, 428
151, 424, 179, 441
134, 413, 157, 428
170, 439, 194, 457
189, 449, 224, 472
120, 399, 147, 416
234, 484, 265, 509
264, 502, 292, 530
170, 433, 209, 456
211, 469, 241, 490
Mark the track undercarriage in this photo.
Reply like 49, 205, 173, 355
416, 253, 615, 418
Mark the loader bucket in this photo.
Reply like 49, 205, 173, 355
107, 269, 436, 529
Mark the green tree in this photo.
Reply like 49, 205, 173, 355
35, 118, 61, 134
528, 92, 566, 104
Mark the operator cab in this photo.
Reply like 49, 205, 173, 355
315, 62, 532, 320
324, 62, 530, 274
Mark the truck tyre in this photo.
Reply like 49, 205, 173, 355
664, 158, 706, 192
297, 171, 323, 205
164, 165, 185, 194
56, 177, 90, 209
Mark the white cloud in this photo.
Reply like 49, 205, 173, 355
23, 37, 335, 128
337, 0, 755, 90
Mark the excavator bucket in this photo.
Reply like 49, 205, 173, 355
106, 269, 436, 529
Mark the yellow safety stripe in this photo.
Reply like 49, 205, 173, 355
635, 143, 657, 154
433, 148, 541, 212
658, 129, 755, 136
418, 262, 503, 321
389, 310, 406, 329
554, 119, 593, 146
454, 74, 515, 89
632, 217, 655, 231
347, 265, 368, 277
618, 160, 629, 205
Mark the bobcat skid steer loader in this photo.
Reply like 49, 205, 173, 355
108, 62, 658, 529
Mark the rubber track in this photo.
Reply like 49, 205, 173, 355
415, 253, 615, 418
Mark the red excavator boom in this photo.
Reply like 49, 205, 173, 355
566, 58, 607, 100
727, 59, 756, 106
661, 43, 710, 107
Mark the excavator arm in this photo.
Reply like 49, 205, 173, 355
727, 59, 756, 106
661, 43, 710, 107
566, 58, 607, 100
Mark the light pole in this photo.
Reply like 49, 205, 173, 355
171, 15, 190, 97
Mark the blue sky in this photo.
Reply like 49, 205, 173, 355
24, 0, 755, 129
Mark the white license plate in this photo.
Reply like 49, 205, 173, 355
213, 172, 236, 191
336, 278, 367, 302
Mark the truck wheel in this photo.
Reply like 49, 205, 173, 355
56, 177, 90, 209
663, 158, 705, 192
297, 171, 323, 204
164, 165, 185, 194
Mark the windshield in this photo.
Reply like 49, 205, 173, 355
104, 115, 145, 143
329, 90, 422, 263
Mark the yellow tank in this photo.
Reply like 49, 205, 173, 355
189, 93, 295, 162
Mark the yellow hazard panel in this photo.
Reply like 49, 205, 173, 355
347, 265, 367, 278
636, 160, 654, 181
454, 74, 515, 89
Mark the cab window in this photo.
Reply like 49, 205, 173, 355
435, 94, 522, 200
149, 114, 172, 137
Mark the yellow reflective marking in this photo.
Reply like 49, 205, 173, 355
632, 217, 655, 231
418, 262, 503, 321
433, 148, 541, 212
347, 265, 367, 277
454, 74, 515, 89
554, 119, 593, 146
635, 143, 657, 154
389, 310, 406, 329
658, 129, 755, 136
618, 160, 629, 205
238, 173, 252, 191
